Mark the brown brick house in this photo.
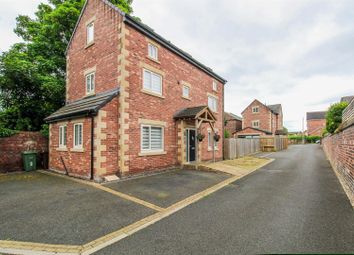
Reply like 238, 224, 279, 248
45, 0, 227, 181
306, 111, 326, 136
224, 112, 242, 135
235, 99, 283, 137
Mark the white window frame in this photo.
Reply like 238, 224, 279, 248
87, 22, 94, 45
141, 125, 164, 152
148, 43, 158, 60
85, 72, 95, 94
208, 130, 218, 150
208, 95, 218, 112
143, 69, 162, 95
212, 80, 218, 91
73, 123, 83, 149
182, 85, 190, 99
252, 120, 260, 128
59, 125, 67, 148
252, 106, 259, 113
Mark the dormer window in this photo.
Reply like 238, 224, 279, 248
252, 106, 259, 113
87, 22, 94, 45
85, 72, 95, 94
148, 43, 158, 60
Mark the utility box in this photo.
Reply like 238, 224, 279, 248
22, 151, 37, 171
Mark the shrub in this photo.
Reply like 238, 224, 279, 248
326, 102, 348, 134
0, 126, 17, 137
224, 130, 230, 138
40, 124, 49, 138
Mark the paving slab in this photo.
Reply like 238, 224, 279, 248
104, 169, 231, 208
0, 172, 154, 245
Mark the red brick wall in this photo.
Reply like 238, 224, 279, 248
0, 132, 48, 172
49, 118, 93, 179
225, 119, 242, 134
125, 23, 224, 174
242, 100, 273, 133
322, 125, 354, 198
66, 0, 121, 102
307, 119, 326, 136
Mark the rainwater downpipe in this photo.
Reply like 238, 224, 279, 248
90, 115, 94, 180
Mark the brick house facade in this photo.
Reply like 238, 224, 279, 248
306, 111, 326, 136
235, 99, 283, 137
224, 112, 242, 135
45, 0, 226, 181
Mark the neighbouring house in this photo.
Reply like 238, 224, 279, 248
234, 99, 283, 137
224, 112, 242, 135
306, 111, 326, 136
45, 0, 227, 181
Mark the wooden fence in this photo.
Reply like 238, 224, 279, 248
224, 136, 288, 160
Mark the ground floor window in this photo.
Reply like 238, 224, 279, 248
141, 125, 163, 152
208, 130, 218, 150
59, 125, 67, 147
74, 123, 83, 149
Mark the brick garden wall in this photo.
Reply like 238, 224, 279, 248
322, 100, 354, 198
0, 132, 48, 172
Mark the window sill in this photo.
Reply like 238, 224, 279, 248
71, 148, 84, 153
138, 151, 167, 157
147, 56, 160, 64
85, 92, 95, 97
182, 96, 191, 101
56, 147, 68, 152
85, 42, 94, 49
141, 89, 165, 99
208, 148, 219, 152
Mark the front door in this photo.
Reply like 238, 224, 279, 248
187, 129, 196, 162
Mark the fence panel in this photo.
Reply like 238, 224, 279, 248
224, 138, 261, 160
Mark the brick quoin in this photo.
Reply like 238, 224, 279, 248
48, 0, 226, 181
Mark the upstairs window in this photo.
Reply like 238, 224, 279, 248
74, 123, 83, 149
252, 120, 260, 128
87, 22, 94, 45
143, 69, 162, 95
182, 85, 190, 99
252, 106, 259, 113
208, 95, 218, 112
148, 43, 158, 60
59, 125, 67, 148
212, 81, 218, 91
141, 125, 163, 152
85, 72, 95, 94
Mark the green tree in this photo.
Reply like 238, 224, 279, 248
325, 102, 348, 134
0, 0, 133, 131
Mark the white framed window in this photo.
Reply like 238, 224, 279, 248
73, 123, 83, 149
143, 69, 162, 95
208, 130, 218, 150
252, 120, 260, 128
59, 125, 67, 148
252, 106, 259, 113
148, 43, 158, 60
141, 125, 163, 152
85, 72, 95, 94
208, 95, 218, 112
87, 22, 94, 45
212, 81, 217, 91
182, 85, 190, 98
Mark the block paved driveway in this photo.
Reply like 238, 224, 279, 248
98, 145, 354, 254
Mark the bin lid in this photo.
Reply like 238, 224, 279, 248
22, 151, 38, 155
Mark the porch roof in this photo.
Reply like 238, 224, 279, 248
173, 106, 216, 121
45, 88, 119, 123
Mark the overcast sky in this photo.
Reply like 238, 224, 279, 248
1, 0, 353, 131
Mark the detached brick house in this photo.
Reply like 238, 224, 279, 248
235, 99, 283, 137
45, 0, 227, 181
224, 112, 242, 135
306, 111, 327, 136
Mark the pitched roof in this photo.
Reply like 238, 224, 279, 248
267, 104, 282, 114
224, 112, 242, 121
234, 127, 272, 135
306, 111, 327, 120
173, 106, 208, 119
45, 88, 119, 123
66, 0, 227, 84
340, 95, 354, 104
